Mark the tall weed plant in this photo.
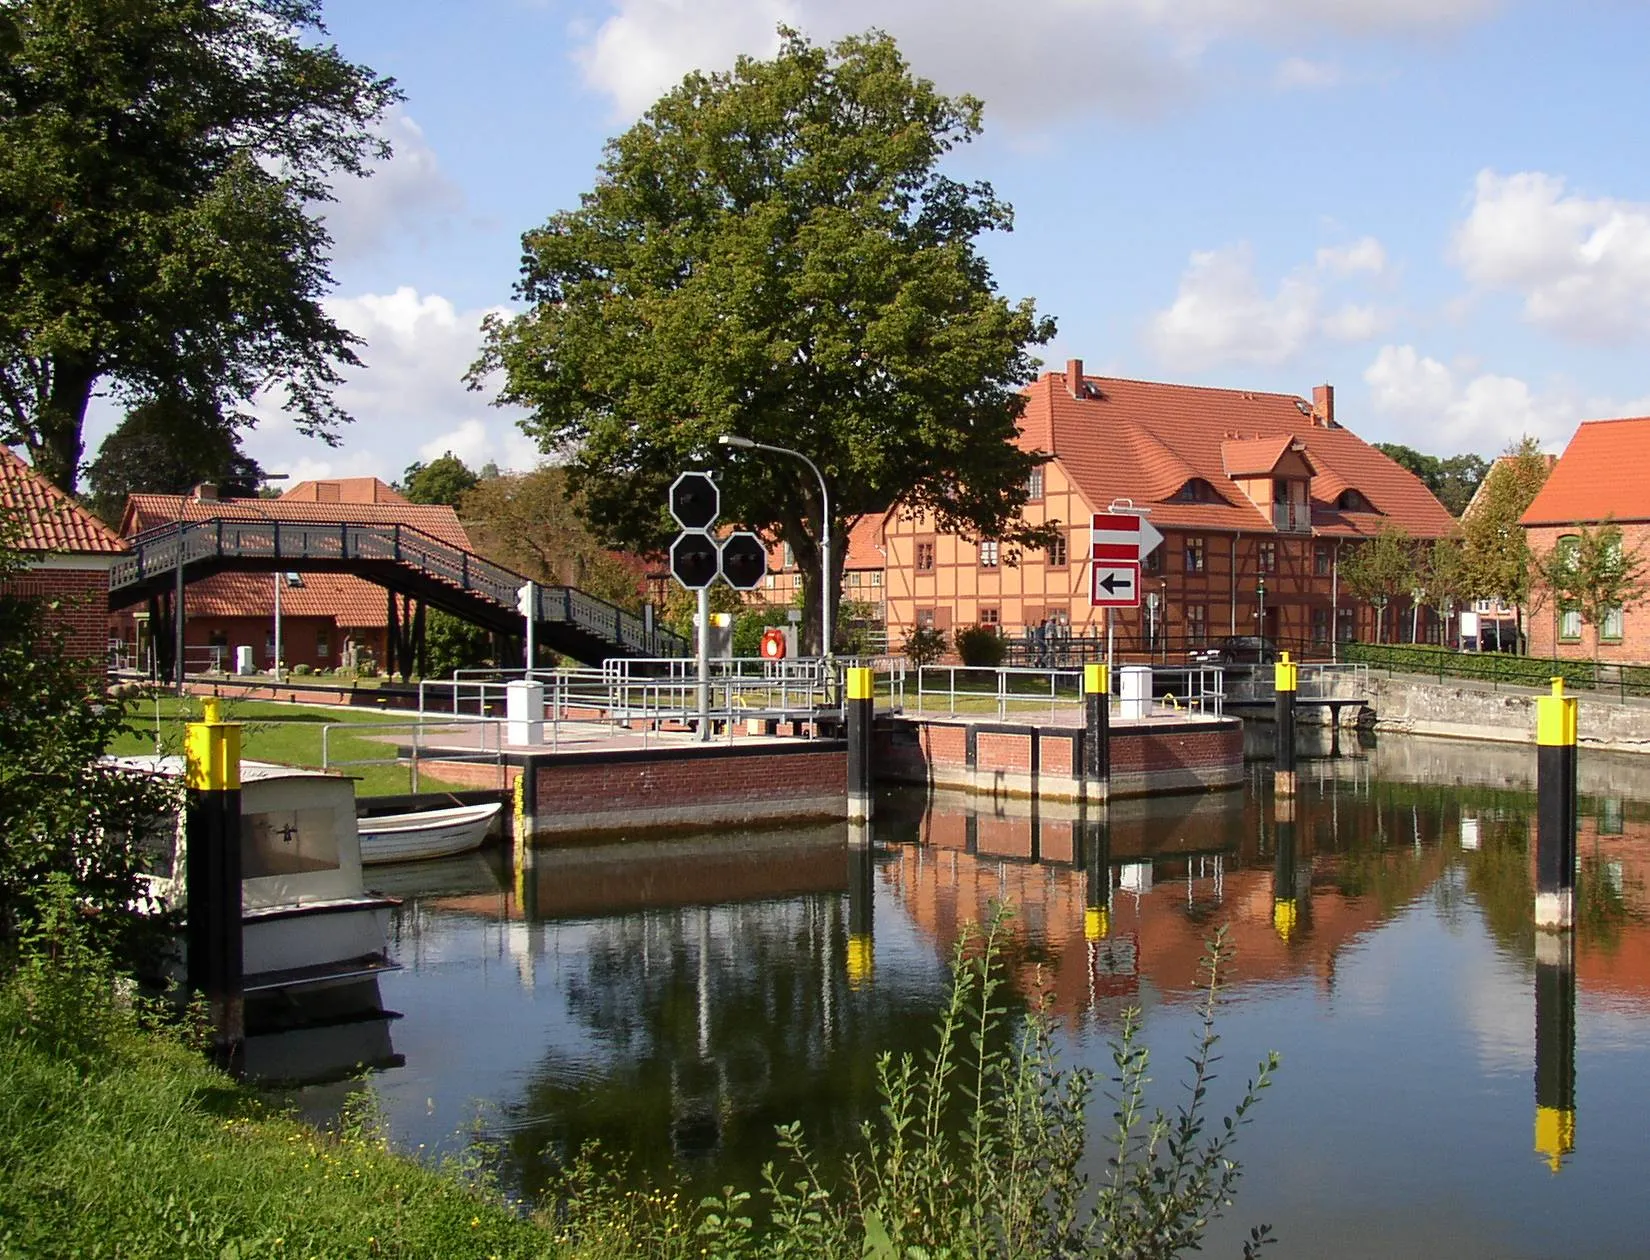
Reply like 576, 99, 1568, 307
552, 909, 1279, 1259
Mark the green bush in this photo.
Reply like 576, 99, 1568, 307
1342, 642, 1631, 691
901, 625, 948, 667
955, 623, 1007, 667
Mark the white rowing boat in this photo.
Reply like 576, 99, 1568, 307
357, 801, 503, 865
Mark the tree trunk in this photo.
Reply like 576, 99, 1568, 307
26, 353, 98, 494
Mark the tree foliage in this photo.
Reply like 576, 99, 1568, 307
1460, 436, 1551, 649
398, 451, 479, 506
460, 466, 647, 611
1415, 535, 1469, 635
0, 0, 400, 491
0, 520, 175, 966
84, 393, 266, 524
1343, 524, 1416, 643
1535, 521, 1649, 659
1374, 444, 1490, 517
473, 28, 1055, 653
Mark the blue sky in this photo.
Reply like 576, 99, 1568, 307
147, 0, 1650, 483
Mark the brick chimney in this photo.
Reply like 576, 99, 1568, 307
1067, 358, 1085, 399
191, 482, 219, 502
1311, 384, 1335, 427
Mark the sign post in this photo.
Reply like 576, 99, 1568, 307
1090, 506, 1162, 678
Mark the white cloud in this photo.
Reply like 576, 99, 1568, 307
1362, 343, 1650, 455
1147, 237, 1391, 370
573, 0, 1500, 127
1452, 170, 1650, 343
318, 109, 466, 262
244, 288, 536, 481
1273, 56, 1342, 90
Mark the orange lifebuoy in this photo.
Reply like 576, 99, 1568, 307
760, 627, 787, 660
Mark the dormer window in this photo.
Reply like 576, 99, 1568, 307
1336, 489, 1372, 512
1175, 478, 1217, 503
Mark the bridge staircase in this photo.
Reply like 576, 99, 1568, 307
108, 518, 686, 667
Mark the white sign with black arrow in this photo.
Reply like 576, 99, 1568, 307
1091, 563, 1140, 608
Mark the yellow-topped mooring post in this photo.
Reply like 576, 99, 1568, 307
1533, 931, 1577, 1173
1274, 652, 1299, 797
185, 697, 244, 1070
845, 839, 875, 990
1273, 793, 1301, 941
1084, 662, 1111, 804
1080, 805, 1111, 945
846, 666, 875, 825
1536, 678, 1578, 931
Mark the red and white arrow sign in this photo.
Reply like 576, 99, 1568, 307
1090, 511, 1162, 609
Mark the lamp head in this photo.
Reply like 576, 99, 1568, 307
718, 434, 756, 449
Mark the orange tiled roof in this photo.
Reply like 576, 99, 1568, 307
1221, 435, 1312, 479
1522, 417, 1650, 526
1029, 370, 1455, 539
0, 446, 127, 554
281, 477, 409, 504
120, 491, 473, 551
180, 571, 393, 628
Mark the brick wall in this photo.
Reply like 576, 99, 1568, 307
534, 744, 845, 814
1, 565, 109, 664
1526, 521, 1650, 662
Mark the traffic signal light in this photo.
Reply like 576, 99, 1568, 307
720, 532, 767, 591
670, 531, 719, 589
669, 472, 719, 531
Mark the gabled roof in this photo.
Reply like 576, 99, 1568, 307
177, 571, 393, 628
1026, 370, 1455, 539
120, 490, 473, 551
282, 477, 410, 505
1522, 417, 1650, 526
0, 446, 127, 554
1221, 435, 1315, 479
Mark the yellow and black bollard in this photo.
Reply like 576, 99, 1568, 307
1080, 806, 1111, 943
1536, 678, 1578, 931
1274, 651, 1298, 797
846, 666, 875, 825
1084, 663, 1110, 805
845, 839, 875, 990
184, 698, 243, 1071
1533, 932, 1577, 1172
1272, 794, 1300, 941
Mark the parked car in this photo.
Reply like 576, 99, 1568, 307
1190, 635, 1280, 669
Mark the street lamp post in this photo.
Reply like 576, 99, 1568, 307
717, 435, 832, 663
1257, 576, 1267, 637
244, 476, 290, 682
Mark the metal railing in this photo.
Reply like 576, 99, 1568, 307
912, 664, 1225, 721
320, 714, 512, 791
111, 517, 687, 659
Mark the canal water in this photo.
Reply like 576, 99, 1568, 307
292, 736, 1650, 1257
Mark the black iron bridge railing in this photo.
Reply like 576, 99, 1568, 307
109, 518, 686, 659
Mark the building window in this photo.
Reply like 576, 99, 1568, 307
1604, 606, 1625, 641
1046, 534, 1067, 568
1336, 489, 1370, 512
916, 608, 936, 630
1315, 545, 1331, 577
1187, 605, 1206, 645
1311, 607, 1329, 643
316, 630, 330, 659
1026, 468, 1044, 501
1559, 606, 1582, 641
1259, 541, 1277, 573
1337, 606, 1356, 643
782, 543, 795, 570
915, 541, 935, 573
979, 540, 1000, 568
870, 571, 883, 588
1144, 546, 1161, 574
978, 606, 1000, 627
1185, 538, 1205, 573
1175, 479, 1215, 503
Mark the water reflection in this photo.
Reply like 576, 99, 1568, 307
315, 736, 1650, 1256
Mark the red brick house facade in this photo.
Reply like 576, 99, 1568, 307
0, 447, 126, 663
881, 364, 1457, 654
1523, 417, 1650, 662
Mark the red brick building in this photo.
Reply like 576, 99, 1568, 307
0, 446, 126, 663
1522, 417, 1650, 661
881, 364, 1457, 653
112, 479, 474, 673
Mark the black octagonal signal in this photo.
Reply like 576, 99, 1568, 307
720, 532, 768, 591
669, 472, 719, 531
670, 531, 719, 590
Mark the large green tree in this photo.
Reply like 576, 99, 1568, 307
1343, 524, 1417, 643
473, 29, 1055, 653
0, 0, 399, 492
84, 393, 266, 524
398, 450, 478, 506
1461, 435, 1551, 651
1374, 443, 1489, 517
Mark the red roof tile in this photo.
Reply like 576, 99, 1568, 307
1522, 417, 1650, 526
1026, 372, 1455, 540
120, 491, 474, 551
1221, 435, 1312, 479
0, 446, 127, 554
181, 571, 393, 628
281, 478, 409, 504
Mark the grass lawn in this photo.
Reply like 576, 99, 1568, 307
108, 697, 484, 797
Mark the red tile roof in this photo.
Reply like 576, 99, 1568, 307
1029, 371, 1456, 539
1522, 417, 1650, 526
1221, 435, 1311, 479
120, 491, 473, 551
181, 571, 393, 628
0, 446, 127, 554
281, 478, 410, 504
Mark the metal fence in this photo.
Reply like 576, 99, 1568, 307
910, 664, 1225, 721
